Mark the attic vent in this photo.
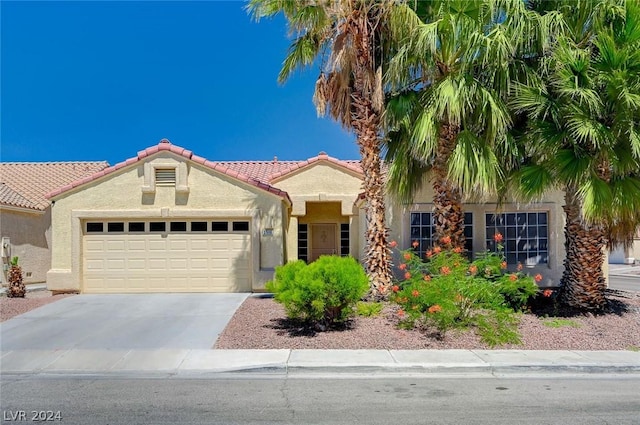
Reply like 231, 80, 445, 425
155, 168, 176, 186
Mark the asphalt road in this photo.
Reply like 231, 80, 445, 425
1, 375, 639, 424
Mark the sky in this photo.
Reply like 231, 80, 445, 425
1, 1, 359, 165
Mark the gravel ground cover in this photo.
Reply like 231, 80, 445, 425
3, 289, 638, 351
214, 293, 640, 350
0, 291, 74, 322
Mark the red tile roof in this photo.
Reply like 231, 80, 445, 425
21, 139, 362, 205
45, 139, 308, 204
0, 162, 109, 211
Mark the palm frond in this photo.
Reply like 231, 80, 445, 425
278, 33, 322, 83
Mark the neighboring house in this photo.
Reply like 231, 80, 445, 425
0, 161, 109, 284
609, 228, 640, 265
45, 139, 565, 294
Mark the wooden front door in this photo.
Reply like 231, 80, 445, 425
310, 223, 337, 262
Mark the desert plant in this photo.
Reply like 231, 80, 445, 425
355, 301, 384, 317
266, 256, 369, 328
7, 256, 25, 298
391, 235, 539, 346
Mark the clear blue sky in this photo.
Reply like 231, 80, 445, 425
1, 1, 359, 164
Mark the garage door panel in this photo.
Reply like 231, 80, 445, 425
148, 259, 168, 270
127, 259, 146, 269
190, 259, 209, 270
189, 239, 209, 250
169, 259, 188, 270
148, 240, 168, 251
106, 240, 126, 251
169, 239, 188, 250
83, 223, 252, 293
85, 259, 105, 270
128, 240, 147, 251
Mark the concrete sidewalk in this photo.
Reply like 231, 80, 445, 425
1, 349, 639, 377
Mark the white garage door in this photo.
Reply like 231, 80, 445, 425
82, 219, 252, 293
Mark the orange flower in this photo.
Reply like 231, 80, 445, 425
535, 274, 543, 283
412, 240, 419, 248
517, 262, 523, 271
494, 233, 503, 243
469, 264, 478, 275
401, 297, 408, 303
501, 261, 507, 270
411, 289, 420, 297
440, 266, 451, 275
433, 246, 442, 254
428, 305, 442, 314
397, 309, 405, 318
441, 236, 452, 245
404, 252, 411, 261
453, 246, 462, 254
392, 285, 400, 293
543, 289, 553, 297
390, 240, 398, 248
423, 275, 432, 282
426, 250, 433, 258
404, 272, 412, 280
399, 263, 407, 270
509, 274, 517, 282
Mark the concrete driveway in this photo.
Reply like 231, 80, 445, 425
0, 293, 248, 350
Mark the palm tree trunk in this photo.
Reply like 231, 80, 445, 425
350, 10, 392, 300
431, 122, 465, 250
559, 187, 607, 311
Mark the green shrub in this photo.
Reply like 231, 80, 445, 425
391, 235, 540, 346
355, 301, 383, 317
266, 256, 368, 327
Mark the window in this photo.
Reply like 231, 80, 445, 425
107, 222, 125, 232
340, 223, 350, 256
191, 222, 207, 232
86, 222, 103, 233
298, 223, 308, 263
409, 212, 473, 258
129, 222, 145, 232
170, 221, 187, 232
232, 221, 249, 232
486, 212, 548, 265
150, 222, 166, 232
212, 222, 229, 232
155, 168, 176, 186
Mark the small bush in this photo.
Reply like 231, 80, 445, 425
391, 235, 540, 346
266, 256, 368, 327
355, 301, 383, 317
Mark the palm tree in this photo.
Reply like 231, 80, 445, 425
247, 0, 418, 298
384, 0, 560, 251
511, 0, 640, 311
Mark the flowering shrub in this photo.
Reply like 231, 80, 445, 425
390, 234, 539, 346
266, 256, 369, 327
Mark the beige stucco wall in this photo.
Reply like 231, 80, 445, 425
274, 162, 362, 262
48, 152, 286, 292
384, 181, 567, 287
0, 208, 51, 284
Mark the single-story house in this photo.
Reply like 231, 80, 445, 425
0, 161, 109, 284
41, 139, 566, 293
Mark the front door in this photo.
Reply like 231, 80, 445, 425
310, 223, 337, 262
